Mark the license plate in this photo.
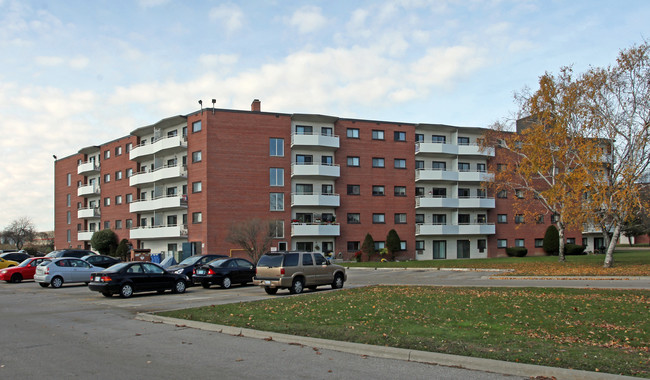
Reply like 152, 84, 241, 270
197, 269, 206, 275
95, 276, 102, 282
263, 280, 271, 285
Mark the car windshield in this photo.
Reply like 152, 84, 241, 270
178, 256, 201, 266
18, 259, 32, 267
257, 255, 284, 267
45, 250, 63, 257
209, 259, 229, 267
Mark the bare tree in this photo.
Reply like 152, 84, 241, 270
226, 219, 277, 263
3, 217, 37, 250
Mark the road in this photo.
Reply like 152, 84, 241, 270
2, 268, 646, 379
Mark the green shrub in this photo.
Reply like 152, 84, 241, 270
543, 225, 560, 255
565, 244, 586, 255
505, 247, 528, 257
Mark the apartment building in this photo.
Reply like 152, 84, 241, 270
54, 100, 587, 261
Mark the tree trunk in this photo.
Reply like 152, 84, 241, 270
557, 225, 566, 262
603, 223, 622, 268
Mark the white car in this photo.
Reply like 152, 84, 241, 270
34, 258, 102, 288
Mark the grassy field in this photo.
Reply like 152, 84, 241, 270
161, 286, 650, 377
344, 250, 650, 276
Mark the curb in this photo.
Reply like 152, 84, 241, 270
136, 313, 637, 380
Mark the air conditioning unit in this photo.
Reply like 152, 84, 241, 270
416, 250, 424, 255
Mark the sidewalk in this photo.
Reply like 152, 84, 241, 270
137, 312, 639, 380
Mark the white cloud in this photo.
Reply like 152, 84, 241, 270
137, 0, 170, 8
198, 53, 239, 68
289, 6, 328, 34
35, 55, 89, 69
209, 4, 244, 33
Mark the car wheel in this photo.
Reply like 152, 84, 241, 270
120, 283, 134, 298
201, 282, 211, 289
102, 291, 112, 297
221, 276, 232, 289
332, 273, 344, 289
39, 282, 49, 288
172, 280, 186, 294
264, 286, 278, 295
11, 273, 22, 283
51, 276, 64, 288
289, 278, 304, 294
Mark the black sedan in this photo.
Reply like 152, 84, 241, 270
81, 254, 121, 268
0, 251, 31, 263
166, 254, 227, 283
193, 258, 255, 289
88, 262, 189, 298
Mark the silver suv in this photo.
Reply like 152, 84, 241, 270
253, 251, 346, 295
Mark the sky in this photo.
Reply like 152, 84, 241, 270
0, 0, 648, 232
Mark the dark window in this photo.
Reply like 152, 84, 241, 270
347, 128, 359, 138
284, 253, 299, 267
394, 186, 406, 196
302, 254, 314, 266
347, 241, 360, 252
347, 213, 360, 224
394, 131, 406, 141
372, 186, 385, 196
347, 185, 360, 195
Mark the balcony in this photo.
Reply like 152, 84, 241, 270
77, 161, 100, 175
291, 223, 340, 237
415, 223, 496, 236
291, 193, 340, 207
77, 184, 100, 197
77, 207, 100, 219
291, 163, 340, 178
416, 197, 495, 209
291, 133, 340, 150
415, 142, 495, 157
129, 164, 187, 187
130, 134, 187, 161
129, 224, 188, 240
77, 230, 96, 241
129, 195, 188, 213
415, 169, 494, 182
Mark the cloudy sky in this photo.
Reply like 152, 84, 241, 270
1, 0, 648, 231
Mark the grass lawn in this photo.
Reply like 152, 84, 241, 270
160, 286, 650, 377
344, 250, 650, 276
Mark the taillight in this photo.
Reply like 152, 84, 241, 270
207, 268, 215, 275
44, 267, 50, 275
100, 275, 112, 282
280, 268, 285, 275
193, 268, 196, 274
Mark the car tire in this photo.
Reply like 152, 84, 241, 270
221, 276, 232, 289
332, 273, 344, 289
11, 273, 22, 283
172, 280, 186, 294
39, 282, 49, 288
120, 283, 134, 298
102, 291, 112, 297
264, 286, 278, 295
289, 278, 304, 294
201, 282, 211, 289
51, 276, 64, 288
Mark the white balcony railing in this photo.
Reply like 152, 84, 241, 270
130, 134, 187, 161
77, 184, 100, 197
77, 161, 100, 175
291, 163, 340, 178
291, 193, 340, 207
129, 195, 188, 213
77, 230, 96, 241
415, 169, 494, 182
416, 223, 496, 236
77, 207, 100, 219
129, 224, 189, 240
291, 223, 340, 237
291, 133, 340, 149
415, 142, 495, 157
129, 164, 188, 186
415, 196, 495, 209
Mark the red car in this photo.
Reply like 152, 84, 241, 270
0, 257, 51, 283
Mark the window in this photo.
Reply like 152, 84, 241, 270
126, 194, 133, 203
66, 194, 71, 207
400, 241, 407, 250
515, 189, 524, 198
478, 239, 486, 253
458, 162, 470, 172
322, 184, 333, 194
432, 135, 446, 143
271, 221, 284, 238
347, 156, 360, 167
515, 214, 525, 224
372, 186, 385, 196
66, 211, 71, 224
295, 125, 312, 135
458, 214, 470, 224
269, 138, 284, 156
415, 214, 424, 223
116, 171, 123, 180
192, 181, 202, 193
535, 239, 544, 248
115, 220, 122, 230
567, 238, 575, 244
295, 184, 313, 194
432, 161, 446, 170
126, 219, 133, 229
394, 159, 406, 169
192, 151, 202, 163
115, 146, 122, 156
126, 168, 133, 178
497, 239, 507, 248
535, 214, 544, 224
497, 190, 508, 198
394, 213, 407, 224
497, 214, 507, 224
104, 221, 110, 229
192, 120, 202, 133
192, 212, 202, 223
67, 173, 71, 186
477, 163, 486, 172
374, 241, 385, 251
115, 195, 122, 205
321, 156, 333, 165
372, 213, 385, 224
458, 188, 470, 198
415, 160, 424, 169
476, 188, 486, 198
321, 127, 333, 136
295, 154, 312, 165
372, 157, 385, 168
415, 187, 424, 196
432, 214, 446, 224
66, 230, 71, 242
415, 241, 425, 250
394, 131, 406, 141
347, 185, 360, 195
394, 186, 406, 196
104, 173, 110, 183
372, 130, 384, 140
347, 241, 360, 252
269, 168, 284, 186
551, 214, 560, 223
347, 128, 359, 138
104, 197, 111, 207
126, 143, 132, 153
104, 150, 110, 159
458, 137, 470, 145
347, 213, 360, 224
432, 241, 446, 259
515, 239, 525, 247
497, 163, 507, 172
270, 193, 284, 211
415, 133, 424, 142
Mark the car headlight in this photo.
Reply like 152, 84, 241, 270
173, 269, 184, 274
